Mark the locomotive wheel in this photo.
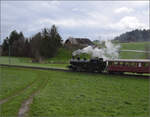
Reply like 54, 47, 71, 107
88, 69, 94, 73
118, 72, 124, 74
72, 67, 77, 71
108, 71, 115, 74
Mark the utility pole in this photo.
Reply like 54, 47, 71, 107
7, 39, 11, 65
8, 45, 11, 64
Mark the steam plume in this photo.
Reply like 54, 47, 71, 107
72, 40, 120, 60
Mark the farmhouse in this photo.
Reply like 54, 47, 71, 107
64, 37, 94, 49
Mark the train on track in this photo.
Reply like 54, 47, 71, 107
68, 57, 150, 74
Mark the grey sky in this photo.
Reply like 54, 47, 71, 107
1, 1, 149, 43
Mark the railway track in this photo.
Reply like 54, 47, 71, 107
0, 64, 149, 79
0, 64, 69, 72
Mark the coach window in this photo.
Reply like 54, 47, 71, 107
109, 62, 112, 65
128, 62, 130, 66
128, 62, 132, 66
130, 62, 133, 66
142, 63, 145, 67
134, 63, 137, 67
145, 63, 149, 67
138, 63, 142, 67
122, 62, 125, 66
120, 62, 124, 66
126, 62, 129, 66
114, 62, 118, 65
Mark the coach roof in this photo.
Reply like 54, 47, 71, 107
107, 59, 150, 63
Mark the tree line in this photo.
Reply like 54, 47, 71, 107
114, 29, 150, 42
2, 25, 62, 61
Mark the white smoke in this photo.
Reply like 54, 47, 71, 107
72, 40, 120, 60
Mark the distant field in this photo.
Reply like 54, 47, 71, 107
120, 42, 150, 51
0, 67, 149, 117
119, 42, 150, 59
119, 51, 146, 59
0, 56, 68, 69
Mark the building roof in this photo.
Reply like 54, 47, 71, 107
107, 59, 150, 63
65, 37, 94, 45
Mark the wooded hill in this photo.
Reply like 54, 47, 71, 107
114, 29, 150, 43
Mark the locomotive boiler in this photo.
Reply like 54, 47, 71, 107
68, 56, 106, 72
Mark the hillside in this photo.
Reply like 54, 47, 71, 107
114, 29, 150, 43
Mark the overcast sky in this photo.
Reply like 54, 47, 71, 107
1, 1, 149, 43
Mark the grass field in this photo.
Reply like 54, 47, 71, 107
120, 42, 150, 51
119, 42, 150, 59
119, 51, 146, 59
0, 67, 48, 116
0, 56, 69, 69
0, 67, 149, 117
0, 68, 37, 100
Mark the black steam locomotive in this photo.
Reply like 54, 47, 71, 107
68, 56, 106, 72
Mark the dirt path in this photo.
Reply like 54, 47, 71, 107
18, 78, 48, 117
18, 92, 35, 117
0, 78, 38, 105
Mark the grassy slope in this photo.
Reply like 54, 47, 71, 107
29, 71, 149, 117
47, 48, 72, 63
0, 67, 149, 117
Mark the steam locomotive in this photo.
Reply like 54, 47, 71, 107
68, 56, 150, 74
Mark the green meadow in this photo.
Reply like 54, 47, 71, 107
0, 67, 149, 117
119, 42, 150, 59
120, 42, 150, 51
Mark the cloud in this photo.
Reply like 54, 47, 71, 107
34, 11, 110, 29
114, 7, 134, 14
72, 8, 79, 12
0, 1, 149, 44
109, 16, 148, 30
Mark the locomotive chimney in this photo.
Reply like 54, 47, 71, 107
99, 58, 103, 61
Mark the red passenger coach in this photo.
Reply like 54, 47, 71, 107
107, 59, 150, 74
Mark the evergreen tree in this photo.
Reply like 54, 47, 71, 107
1, 25, 62, 60
2, 37, 9, 55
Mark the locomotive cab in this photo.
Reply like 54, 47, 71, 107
88, 58, 106, 72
